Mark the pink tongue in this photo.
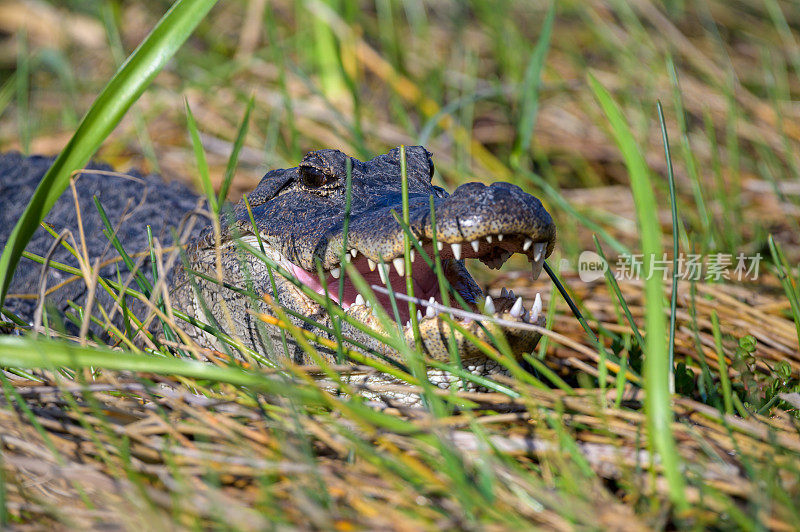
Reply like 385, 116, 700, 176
286, 258, 441, 322
288, 263, 325, 294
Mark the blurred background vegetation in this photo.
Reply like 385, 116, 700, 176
2, 1, 800, 529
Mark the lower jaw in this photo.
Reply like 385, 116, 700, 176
409, 314, 545, 363
342, 302, 545, 364
319, 323, 542, 405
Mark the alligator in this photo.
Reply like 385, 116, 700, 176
1, 147, 556, 394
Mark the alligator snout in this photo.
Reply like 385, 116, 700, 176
436, 181, 555, 254
421, 180, 556, 273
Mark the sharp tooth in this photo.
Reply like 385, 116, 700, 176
355, 294, 365, 306
350, 248, 358, 258
451, 243, 462, 260
486, 235, 493, 243
378, 264, 388, 284
367, 259, 376, 271
484, 296, 495, 314
470, 240, 480, 252
437, 241, 443, 251
330, 267, 341, 279
531, 292, 542, 321
426, 296, 437, 318
366, 299, 372, 308
406, 320, 411, 329
531, 256, 544, 280
410, 249, 415, 262
417, 310, 423, 321
510, 296, 524, 318
500, 287, 508, 298
426, 302, 436, 318
523, 238, 533, 251
533, 242, 546, 262
508, 289, 516, 300
345, 253, 352, 263
393, 257, 405, 276
497, 234, 503, 241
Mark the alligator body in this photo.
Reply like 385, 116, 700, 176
1, 148, 556, 393
0, 152, 201, 327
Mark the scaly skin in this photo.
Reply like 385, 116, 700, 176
0, 149, 556, 396
172, 147, 556, 392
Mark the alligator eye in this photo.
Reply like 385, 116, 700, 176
299, 166, 329, 188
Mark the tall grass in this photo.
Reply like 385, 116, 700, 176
0, 2, 799, 529
589, 74, 686, 511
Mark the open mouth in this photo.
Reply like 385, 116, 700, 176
243, 231, 549, 329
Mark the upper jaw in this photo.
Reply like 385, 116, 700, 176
222, 167, 556, 277
216, 173, 555, 317
212, 179, 555, 320
320, 232, 551, 284
314, 181, 556, 275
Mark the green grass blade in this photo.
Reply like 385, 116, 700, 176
768, 235, 800, 350
400, 146, 421, 347
589, 73, 687, 511
0, 0, 218, 308
184, 99, 218, 214
711, 311, 733, 416
542, 262, 608, 357
242, 196, 292, 361
93, 196, 152, 297
592, 236, 645, 349
100, 2, 161, 174
0, 336, 323, 403
666, 57, 713, 247
0, 71, 16, 120
333, 157, 355, 362
218, 94, 255, 205
657, 101, 680, 394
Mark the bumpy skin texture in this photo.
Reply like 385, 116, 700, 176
229, 147, 555, 270
172, 146, 557, 389
0, 152, 200, 332
1, 148, 556, 395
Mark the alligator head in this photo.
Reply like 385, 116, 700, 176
174, 146, 556, 391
